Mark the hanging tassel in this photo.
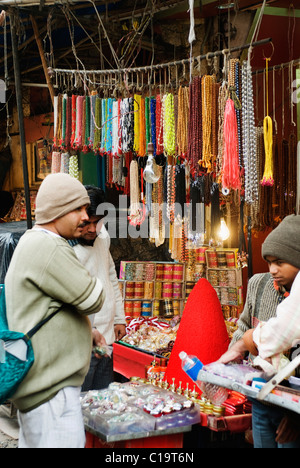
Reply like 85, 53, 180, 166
261, 115, 274, 186
83, 96, 90, 153
112, 99, 119, 156
106, 97, 114, 155
138, 97, 146, 157
69, 154, 79, 179
51, 151, 61, 173
70, 95, 77, 149
222, 98, 241, 191
134, 94, 141, 154
93, 97, 102, 154
89, 94, 97, 149
61, 94, 67, 148
60, 152, 70, 173
74, 95, 84, 150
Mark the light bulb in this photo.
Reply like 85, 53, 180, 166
218, 218, 230, 241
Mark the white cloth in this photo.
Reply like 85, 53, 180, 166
73, 225, 125, 345
18, 387, 85, 448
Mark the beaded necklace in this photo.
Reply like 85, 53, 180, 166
150, 97, 157, 156
54, 94, 62, 150
93, 96, 101, 154
150, 165, 165, 247
201, 75, 214, 172
145, 96, 151, 153
212, 81, 220, 166
70, 94, 77, 149
241, 61, 259, 203
187, 76, 202, 173
156, 94, 164, 155
100, 98, 107, 154
166, 164, 176, 222
69, 154, 79, 180
128, 159, 146, 226
134, 94, 141, 154
89, 94, 97, 149
83, 95, 90, 152
61, 94, 67, 149
81, 96, 86, 151
163, 93, 176, 157
138, 97, 146, 157
112, 99, 119, 156
177, 86, 189, 158
217, 83, 227, 182
121, 97, 134, 153
74, 95, 84, 150
66, 95, 72, 150
106, 97, 114, 155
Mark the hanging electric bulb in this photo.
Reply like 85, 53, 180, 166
218, 218, 230, 241
143, 142, 160, 183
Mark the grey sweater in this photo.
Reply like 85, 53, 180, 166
231, 273, 287, 347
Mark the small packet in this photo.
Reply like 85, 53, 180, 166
93, 345, 113, 358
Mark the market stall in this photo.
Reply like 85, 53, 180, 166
1, 0, 300, 450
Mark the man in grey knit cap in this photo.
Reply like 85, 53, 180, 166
219, 215, 300, 448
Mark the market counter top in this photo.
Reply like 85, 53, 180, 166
85, 423, 193, 448
113, 341, 162, 379
197, 370, 300, 415
82, 380, 200, 448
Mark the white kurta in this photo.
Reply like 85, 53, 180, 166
73, 225, 125, 345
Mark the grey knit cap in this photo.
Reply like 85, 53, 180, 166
262, 215, 300, 269
35, 173, 90, 224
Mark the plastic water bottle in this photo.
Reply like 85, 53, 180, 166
179, 351, 204, 381
179, 351, 228, 405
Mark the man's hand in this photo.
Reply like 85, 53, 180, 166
114, 324, 126, 341
217, 339, 247, 364
92, 328, 108, 359
92, 328, 107, 347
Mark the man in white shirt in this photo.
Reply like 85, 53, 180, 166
72, 186, 126, 390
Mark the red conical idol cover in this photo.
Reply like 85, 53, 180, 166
164, 278, 230, 388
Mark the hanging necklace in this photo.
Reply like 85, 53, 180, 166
241, 60, 259, 203
201, 75, 214, 172
187, 76, 202, 173
164, 93, 176, 157
156, 93, 164, 155
177, 86, 189, 158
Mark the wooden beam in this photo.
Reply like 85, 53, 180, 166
10, 11, 32, 230
30, 14, 55, 105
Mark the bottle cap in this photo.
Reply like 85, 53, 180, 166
179, 351, 187, 360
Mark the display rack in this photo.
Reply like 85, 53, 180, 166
119, 261, 186, 320
205, 248, 243, 315
119, 251, 243, 323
